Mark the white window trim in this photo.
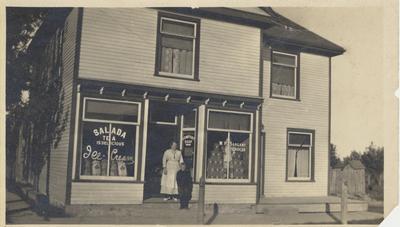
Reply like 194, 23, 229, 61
149, 115, 178, 125
158, 17, 197, 78
287, 131, 313, 181
160, 17, 197, 38
271, 51, 298, 99
205, 109, 253, 183
79, 97, 141, 181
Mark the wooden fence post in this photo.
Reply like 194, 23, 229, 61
197, 176, 205, 224
341, 181, 348, 224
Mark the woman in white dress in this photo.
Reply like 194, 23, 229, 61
161, 141, 184, 201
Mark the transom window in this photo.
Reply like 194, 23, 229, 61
287, 130, 314, 181
206, 110, 253, 182
271, 51, 299, 99
156, 15, 199, 79
79, 97, 141, 181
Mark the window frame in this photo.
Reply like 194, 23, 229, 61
286, 129, 315, 182
155, 12, 201, 81
205, 109, 253, 183
79, 97, 142, 181
270, 50, 300, 100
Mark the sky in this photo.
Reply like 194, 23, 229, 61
274, 7, 384, 158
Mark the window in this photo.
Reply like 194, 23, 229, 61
287, 130, 314, 181
206, 110, 253, 182
156, 14, 199, 79
271, 51, 298, 99
79, 98, 141, 180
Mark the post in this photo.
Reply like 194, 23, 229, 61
197, 176, 206, 224
341, 181, 348, 224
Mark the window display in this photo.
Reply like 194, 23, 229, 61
206, 110, 252, 181
80, 98, 140, 180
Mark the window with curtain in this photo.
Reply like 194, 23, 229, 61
287, 131, 313, 181
80, 98, 141, 180
157, 16, 198, 78
271, 51, 298, 99
206, 110, 252, 182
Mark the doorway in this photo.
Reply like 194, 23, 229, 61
143, 101, 197, 199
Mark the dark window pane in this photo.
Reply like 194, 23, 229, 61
85, 100, 139, 123
206, 131, 228, 179
80, 122, 110, 176
288, 133, 311, 146
183, 110, 196, 128
150, 103, 177, 123
109, 124, 136, 177
208, 111, 251, 131
161, 36, 193, 50
229, 133, 249, 179
161, 19, 195, 37
273, 52, 296, 66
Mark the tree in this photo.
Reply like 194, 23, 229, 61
6, 7, 48, 109
329, 143, 341, 168
7, 8, 69, 194
343, 150, 362, 165
361, 142, 384, 187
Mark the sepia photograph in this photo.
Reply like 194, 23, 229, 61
4, 2, 397, 225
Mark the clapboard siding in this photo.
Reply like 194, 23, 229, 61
205, 185, 256, 204
262, 49, 329, 197
48, 9, 78, 206
71, 182, 143, 204
78, 8, 260, 97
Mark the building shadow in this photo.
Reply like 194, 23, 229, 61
205, 203, 219, 225
325, 203, 341, 224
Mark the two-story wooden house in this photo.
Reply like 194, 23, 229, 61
18, 7, 345, 209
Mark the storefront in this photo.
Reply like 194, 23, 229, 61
69, 81, 262, 204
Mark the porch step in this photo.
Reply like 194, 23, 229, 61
257, 196, 368, 213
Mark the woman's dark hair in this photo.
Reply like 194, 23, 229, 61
169, 140, 178, 147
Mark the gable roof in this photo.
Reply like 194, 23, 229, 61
260, 7, 345, 57
346, 160, 365, 170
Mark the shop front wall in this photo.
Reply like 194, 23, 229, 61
69, 91, 260, 204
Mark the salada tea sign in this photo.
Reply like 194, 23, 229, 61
81, 122, 136, 177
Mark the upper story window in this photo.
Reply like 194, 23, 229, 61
271, 51, 299, 100
156, 13, 200, 80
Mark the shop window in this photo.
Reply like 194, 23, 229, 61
287, 130, 314, 181
271, 51, 299, 99
206, 110, 252, 182
79, 98, 141, 180
156, 14, 200, 80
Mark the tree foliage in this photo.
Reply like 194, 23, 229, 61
329, 143, 341, 168
6, 7, 48, 109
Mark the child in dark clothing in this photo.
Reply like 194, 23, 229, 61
176, 163, 193, 209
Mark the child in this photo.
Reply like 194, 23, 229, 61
176, 162, 193, 209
